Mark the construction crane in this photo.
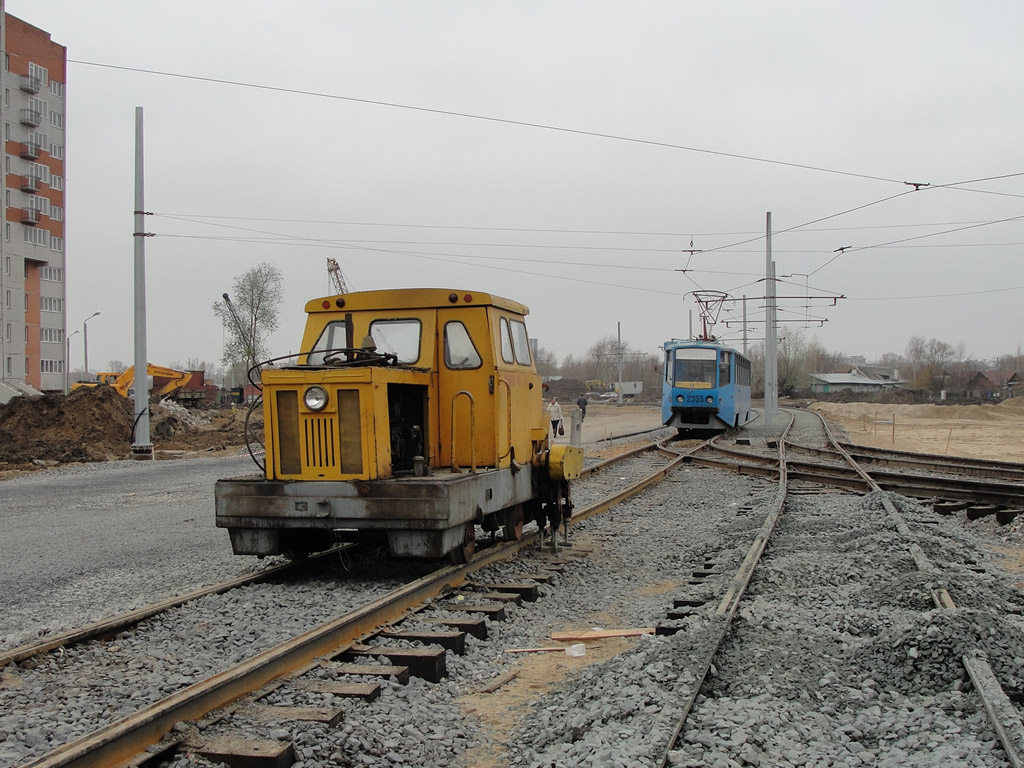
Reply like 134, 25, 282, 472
327, 257, 350, 295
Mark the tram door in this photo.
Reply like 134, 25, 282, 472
437, 308, 497, 468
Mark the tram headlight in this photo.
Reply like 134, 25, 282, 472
705, 395, 714, 404
304, 386, 329, 411
676, 395, 684, 403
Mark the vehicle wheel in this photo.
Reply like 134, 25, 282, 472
502, 503, 525, 541
449, 523, 476, 564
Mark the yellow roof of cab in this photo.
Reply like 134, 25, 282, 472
305, 288, 530, 316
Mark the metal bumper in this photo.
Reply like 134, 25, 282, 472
215, 465, 536, 557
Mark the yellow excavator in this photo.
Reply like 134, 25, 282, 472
72, 364, 195, 400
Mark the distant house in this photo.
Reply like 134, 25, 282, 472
966, 370, 1020, 399
809, 366, 906, 395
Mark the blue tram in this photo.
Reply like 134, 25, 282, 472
662, 339, 753, 434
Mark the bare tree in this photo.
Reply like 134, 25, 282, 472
213, 262, 284, 371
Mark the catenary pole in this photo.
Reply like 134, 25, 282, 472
132, 107, 152, 458
764, 212, 778, 424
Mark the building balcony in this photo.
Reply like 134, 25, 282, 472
19, 109, 42, 127
15, 174, 43, 193
14, 207, 42, 225
17, 141, 42, 160
20, 75, 43, 93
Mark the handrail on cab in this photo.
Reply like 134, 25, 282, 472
450, 390, 476, 474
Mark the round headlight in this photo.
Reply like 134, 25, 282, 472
304, 386, 328, 411
676, 395, 684, 403
705, 395, 714, 404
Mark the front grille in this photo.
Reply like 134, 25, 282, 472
303, 414, 338, 469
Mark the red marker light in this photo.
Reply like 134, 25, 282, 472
463, 293, 473, 303
322, 300, 331, 309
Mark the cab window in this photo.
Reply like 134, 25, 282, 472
510, 319, 532, 365
307, 320, 349, 365
444, 321, 482, 369
369, 319, 421, 363
499, 317, 514, 364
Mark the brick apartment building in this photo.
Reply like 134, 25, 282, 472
0, 4, 67, 401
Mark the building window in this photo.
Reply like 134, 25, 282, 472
4, 224, 8, 241
50, 112, 63, 130
29, 62, 48, 86
49, 206, 63, 221
29, 97, 47, 119
50, 80, 63, 97
3, 122, 8, 140
6, 357, 11, 376
41, 266, 63, 282
24, 227, 47, 245
41, 327, 64, 343
4, 324, 9, 342
50, 174, 63, 191
32, 162, 50, 183
4, 290, 9, 309
41, 296, 63, 312
40, 359, 64, 374
30, 195, 49, 214
3, 88, 8, 107
4, 256, 9, 274
50, 143, 63, 159
25, 359, 29, 376
49, 236, 64, 252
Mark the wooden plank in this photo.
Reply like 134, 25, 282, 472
467, 581, 540, 601
459, 591, 522, 605
190, 737, 295, 768
504, 646, 564, 654
446, 604, 507, 621
550, 628, 654, 641
476, 669, 519, 693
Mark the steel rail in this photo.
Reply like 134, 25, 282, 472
803, 408, 1024, 768
0, 546, 359, 667
15, 438, 690, 768
651, 410, 796, 767
789, 440, 1024, 483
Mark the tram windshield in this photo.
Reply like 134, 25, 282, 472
671, 348, 717, 389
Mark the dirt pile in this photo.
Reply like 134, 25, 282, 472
0, 387, 256, 471
0, 385, 134, 468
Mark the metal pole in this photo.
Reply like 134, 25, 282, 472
616, 321, 623, 404
132, 107, 152, 458
83, 311, 99, 378
742, 295, 747, 356
65, 329, 79, 394
764, 213, 777, 424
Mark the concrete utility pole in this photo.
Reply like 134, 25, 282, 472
82, 311, 99, 377
132, 107, 152, 458
65, 329, 79, 393
616, 322, 624, 404
763, 212, 778, 425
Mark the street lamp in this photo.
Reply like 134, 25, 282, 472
65, 329, 80, 394
83, 311, 100, 378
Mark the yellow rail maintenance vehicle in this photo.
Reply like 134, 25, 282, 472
215, 288, 583, 563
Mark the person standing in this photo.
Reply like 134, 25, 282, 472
547, 398, 564, 437
576, 394, 588, 421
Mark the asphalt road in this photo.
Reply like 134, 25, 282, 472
0, 454, 261, 647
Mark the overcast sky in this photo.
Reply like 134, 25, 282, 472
9, 1, 1024, 372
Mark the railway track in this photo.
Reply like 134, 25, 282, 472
2, 434, 688, 768
6, 415, 1024, 767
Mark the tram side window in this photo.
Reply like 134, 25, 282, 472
369, 319, 421, 363
736, 356, 751, 386
719, 351, 731, 386
307, 321, 350, 365
444, 321, 482, 369
673, 348, 717, 387
499, 317, 515, 364
510, 319, 532, 365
